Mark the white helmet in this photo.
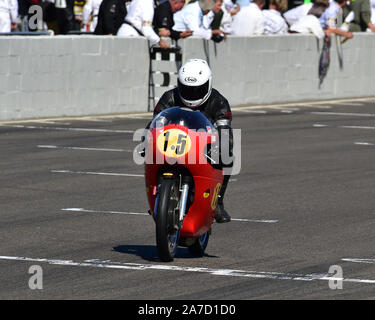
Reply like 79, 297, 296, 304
177, 59, 213, 108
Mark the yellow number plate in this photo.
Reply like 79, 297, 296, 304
157, 128, 192, 158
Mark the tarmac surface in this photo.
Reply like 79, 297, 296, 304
1, 98, 375, 299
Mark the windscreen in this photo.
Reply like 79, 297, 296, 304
150, 107, 214, 131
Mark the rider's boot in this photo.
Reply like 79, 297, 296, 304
214, 175, 231, 223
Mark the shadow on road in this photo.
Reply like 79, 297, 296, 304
113, 245, 219, 262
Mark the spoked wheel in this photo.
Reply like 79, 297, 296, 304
156, 179, 180, 262
188, 230, 210, 257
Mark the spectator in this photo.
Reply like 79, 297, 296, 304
215, 0, 240, 34
206, 0, 225, 28
173, 0, 224, 40
208, 0, 224, 30
283, 0, 313, 27
371, 0, 375, 25
320, 0, 343, 29
41, 0, 58, 33
205, 0, 232, 40
236, 0, 251, 7
17, 0, 29, 18
153, 0, 192, 40
290, 1, 329, 39
0, 0, 18, 32
55, 0, 75, 34
262, 0, 288, 34
82, 0, 103, 32
320, 0, 353, 39
94, 0, 129, 35
223, 0, 240, 13
287, 0, 304, 11
345, 0, 375, 32
117, 0, 169, 49
231, 0, 265, 36
72, 0, 86, 30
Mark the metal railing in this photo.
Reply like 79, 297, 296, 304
148, 45, 182, 111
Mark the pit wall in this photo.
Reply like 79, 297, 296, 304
0, 34, 374, 120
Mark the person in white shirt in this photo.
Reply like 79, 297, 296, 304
320, 0, 340, 29
223, 0, 238, 12
262, 0, 288, 35
370, 0, 375, 25
0, 0, 18, 33
202, 0, 222, 30
217, 0, 239, 34
173, 0, 224, 40
320, 0, 353, 39
117, 0, 169, 49
290, 1, 329, 39
283, 2, 313, 27
236, 0, 251, 8
82, 0, 103, 32
231, 0, 265, 36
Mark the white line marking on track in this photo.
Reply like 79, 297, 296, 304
286, 104, 332, 109
38, 145, 132, 152
36, 121, 72, 125
238, 110, 267, 114
51, 170, 144, 177
0, 255, 374, 284
313, 124, 375, 130
332, 102, 364, 106
52, 171, 241, 182
342, 258, 375, 264
4, 125, 134, 133
62, 208, 148, 216
311, 112, 375, 117
354, 142, 374, 146
342, 126, 375, 130
229, 218, 278, 223
233, 97, 375, 112
61, 208, 278, 223
76, 118, 113, 123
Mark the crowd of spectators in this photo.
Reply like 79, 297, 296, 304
1, 0, 375, 42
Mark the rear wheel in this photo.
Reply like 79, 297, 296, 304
188, 231, 210, 257
156, 179, 180, 262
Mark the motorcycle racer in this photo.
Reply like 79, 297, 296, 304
152, 59, 233, 223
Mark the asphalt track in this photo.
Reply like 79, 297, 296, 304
1, 98, 375, 300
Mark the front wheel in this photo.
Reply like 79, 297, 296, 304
156, 179, 180, 262
188, 231, 210, 257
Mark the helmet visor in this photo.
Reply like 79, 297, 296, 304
178, 79, 209, 102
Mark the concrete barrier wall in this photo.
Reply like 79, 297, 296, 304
0, 34, 374, 120
0, 36, 150, 120
181, 34, 375, 107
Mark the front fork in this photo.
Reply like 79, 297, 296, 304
154, 174, 192, 230
178, 182, 189, 228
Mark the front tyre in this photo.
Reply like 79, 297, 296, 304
156, 179, 180, 262
188, 231, 210, 257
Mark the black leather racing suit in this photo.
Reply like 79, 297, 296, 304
153, 87, 233, 205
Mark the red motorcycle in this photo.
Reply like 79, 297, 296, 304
144, 107, 224, 262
